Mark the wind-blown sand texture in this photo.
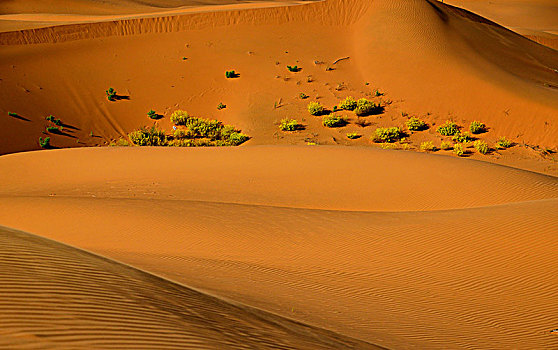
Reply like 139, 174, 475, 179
0, 225, 380, 349
1, 0, 558, 348
0, 146, 557, 349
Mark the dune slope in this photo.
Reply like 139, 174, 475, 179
0, 225, 381, 349
0, 0, 556, 157
0, 146, 557, 349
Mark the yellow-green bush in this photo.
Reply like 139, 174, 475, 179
474, 140, 489, 154
453, 143, 465, 156
373, 127, 403, 143
420, 141, 436, 152
307, 102, 324, 116
322, 115, 347, 128
170, 110, 190, 126
355, 98, 382, 116
339, 97, 357, 111
437, 121, 459, 136
469, 121, 486, 134
406, 117, 428, 131
496, 137, 513, 149
279, 118, 301, 131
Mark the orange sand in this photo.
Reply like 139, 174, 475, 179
1, 0, 558, 348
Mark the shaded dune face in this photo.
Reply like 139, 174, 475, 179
0, 226, 382, 350
0, 0, 557, 156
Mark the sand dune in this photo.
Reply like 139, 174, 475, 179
1, 0, 558, 348
446, 0, 558, 49
0, 225, 381, 349
0, 0, 556, 158
0, 146, 557, 349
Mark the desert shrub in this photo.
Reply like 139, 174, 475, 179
45, 115, 62, 125
287, 65, 300, 72
355, 98, 382, 116
469, 121, 486, 134
46, 126, 63, 133
373, 127, 403, 143
279, 118, 302, 131
307, 101, 324, 116
374, 89, 384, 97
437, 121, 459, 136
339, 96, 357, 111
453, 143, 465, 156
217, 103, 226, 110
106, 87, 116, 101
452, 132, 474, 143
225, 70, 238, 78
440, 141, 453, 150
406, 117, 428, 131
346, 132, 361, 139
225, 132, 250, 145
299, 93, 308, 99
8, 112, 19, 118
38, 137, 50, 149
322, 115, 347, 128
474, 140, 489, 154
147, 110, 157, 119
173, 128, 194, 139
420, 141, 436, 152
185, 117, 223, 139
496, 137, 513, 149
128, 125, 168, 146
170, 110, 190, 125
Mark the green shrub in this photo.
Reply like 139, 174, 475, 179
469, 121, 486, 134
440, 141, 453, 150
420, 141, 436, 152
106, 87, 116, 101
373, 127, 403, 143
474, 140, 489, 154
173, 128, 194, 139
225, 70, 238, 78
46, 126, 63, 133
38, 137, 50, 149
226, 132, 250, 145
299, 93, 308, 99
496, 137, 513, 149
217, 103, 226, 110
307, 101, 324, 116
147, 110, 158, 119
355, 98, 382, 116
279, 118, 302, 131
437, 121, 459, 136
128, 125, 168, 146
8, 112, 19, 118
287, 65, 300, 72
452, 132, 473, 143
406, 117, 428, 131
453, 143, 465, 156
45, 115, 62, 125
347, 132, 361, 139
322, 115, 347, 128
170, 110, 190, 125
339, 96, 357, 111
